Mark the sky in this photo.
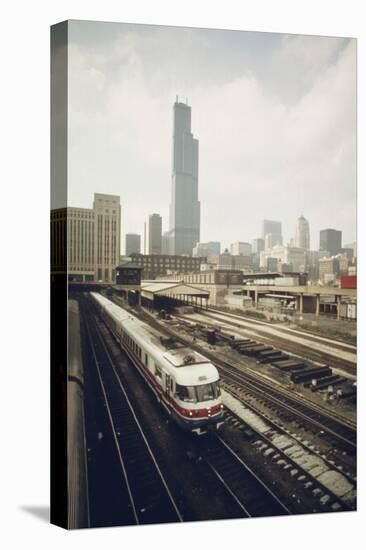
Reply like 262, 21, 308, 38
67, 20, 356, 252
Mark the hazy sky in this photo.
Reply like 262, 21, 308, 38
68, 20, 356, 252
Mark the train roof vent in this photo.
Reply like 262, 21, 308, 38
163, 348, 208, 367
159, 336, 182, 349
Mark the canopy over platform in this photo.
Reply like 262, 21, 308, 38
141, 281, 209, 300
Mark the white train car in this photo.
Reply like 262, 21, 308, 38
91, 292, 224, 435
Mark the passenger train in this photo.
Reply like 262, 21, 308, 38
91, 292, 224, 435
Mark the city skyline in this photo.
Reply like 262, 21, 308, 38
66, 20, 356, 250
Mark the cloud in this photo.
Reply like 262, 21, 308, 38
67, 23, 356, 251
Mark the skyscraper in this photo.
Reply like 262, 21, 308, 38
262, 219, 282, 248
93, 193, 121, 282
125, 233, 141, 256
144, 213, 162, 254
252, 238, 265, 254
295, 215, 310, 249
168, 99, 200, 255
319, 228, 342, 256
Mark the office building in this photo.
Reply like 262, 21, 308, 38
305, 250, 320, 283
233, 255, 253, 270
260, 245, 306, 272
130, 253, 203, 280
93, 193, 121, 282
319, 228, 342, 256
319, 257, 340, 284
125, 233, 141, 256
341, 247, 354, 262
162, 231, 171, 255
144, 213, 162, 255
51, 192, 121, 282
193, 241, 221, 263
252, 238, 265, 255
262, 220, 282, 248
295, 215, 310, 249
344, 241, 357, 258
218, 249, 233, 270
51, 206, 95, 280
230, 242, 252, 256
167, 99, 200, 255
267, 257, 279, 272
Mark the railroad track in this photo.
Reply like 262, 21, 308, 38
199, 435, 290, 518
114, 301, 356, 457
205, 307, 356, 353
221, 407, 355, 512
192, 308, 356, 374
83, 302, 183, 526
89, 294, 356, 514
216, 361, 356, 456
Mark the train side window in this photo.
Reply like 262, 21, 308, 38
170, 379, 174, 393
144, 353, 148, 366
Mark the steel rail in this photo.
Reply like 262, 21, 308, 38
92, 312, 184, 523
84, 311, 140, 524
130, 305, 356, 451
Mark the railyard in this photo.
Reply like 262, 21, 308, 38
67, 288, 357, 528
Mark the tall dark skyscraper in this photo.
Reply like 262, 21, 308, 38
319, 228, 342, 256
168, 99, 200, 255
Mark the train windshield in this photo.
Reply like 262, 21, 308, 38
196, 382, 220, 402
176, 381, 221, 403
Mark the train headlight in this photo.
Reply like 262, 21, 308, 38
189, 411, 193, 417
220, 404, 224, 409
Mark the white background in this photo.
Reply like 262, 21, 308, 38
0, 1, 364, 548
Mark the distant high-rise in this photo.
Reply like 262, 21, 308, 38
319, 228, 342, 256
162, 231, 171, 255
262, 219, 282, 248
295, 215, 310, 249
230, 242, 252, 256
125, 233, 141, 256
192, 241, 221, 263
252, 238, 265, 255
144, 213, 162, 255
168, 99, 200, 255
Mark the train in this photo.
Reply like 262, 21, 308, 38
90, 292, 225, 435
